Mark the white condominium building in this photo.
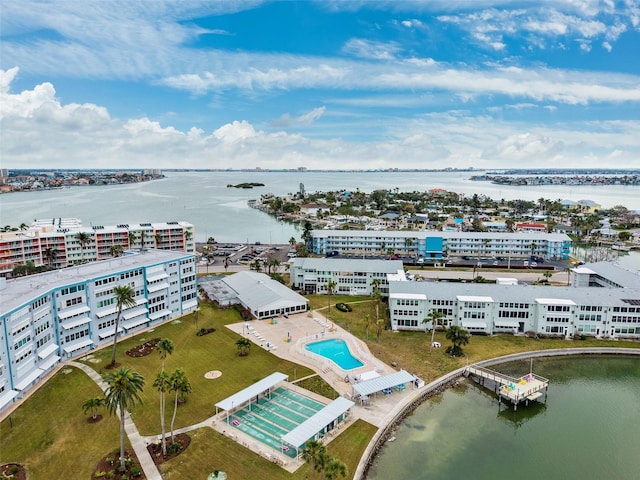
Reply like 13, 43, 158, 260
0, 249, 198, 413
0, 218, 195, 276
389, 262, 640, 340
310, 230, 571, 260
289, 257, 405, 296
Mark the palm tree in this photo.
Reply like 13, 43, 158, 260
326, 280, 337, 313
153, 370, 170, 456
423, 309, 446, 353
376, 317, 384, 344
223, 256, 230, 272
82, 396, 104, 420
103, 367, 145, 472
269, 258, 280, 276
445, 325, 471, 357
155, 233, 162, 248
168, 368, 191, 444
75, 231, 91, 263
43, 246, 59, 267
128, 231, 136, 248
140, 230, 147, 249
302, 439, 326, 480
289, 236, 297, 250
371, 278, 382, 325
157, 338, 174, 371
109, 244, 124, 258
109, 285, 136, 367
325, 457, 348, 480
235, 337, 252, 356
363, 313, 371, 341
542, 270, 553, 284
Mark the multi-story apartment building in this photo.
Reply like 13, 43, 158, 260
310, 230, 571, 260
0, 249, 197, 413
289, 258, 405, 296
388, 262, 640, 339
0, 218, 195, 276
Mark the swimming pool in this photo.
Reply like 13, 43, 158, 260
305, 338, 364, 370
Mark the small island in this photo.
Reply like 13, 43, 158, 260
226, 182, 265, 189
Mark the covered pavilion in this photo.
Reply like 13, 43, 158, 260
215, 372, 288, 420
352, 370, 416, 400
281, 396, 355, 459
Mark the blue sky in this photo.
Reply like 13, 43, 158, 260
1, 0, 639, 170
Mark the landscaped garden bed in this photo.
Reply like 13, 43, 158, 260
335, 303, 352, 312
92, 449, 144, 479
147, 433, 191, 465
0, 463, 26, 480
126, 338, 161, 358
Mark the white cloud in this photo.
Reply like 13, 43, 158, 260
603, 41, 613, 52
2, 72, 639, 170
341, 38, 402, 60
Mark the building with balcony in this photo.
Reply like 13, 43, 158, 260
289, 257, 405, 296
0, 249, 197, 413
388, 262, 640, 340
0, 218, 195, 276
310, 230, 571, 261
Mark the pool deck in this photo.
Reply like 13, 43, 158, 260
225, 311, 418, 430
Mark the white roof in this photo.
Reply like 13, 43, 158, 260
63, 338, 94, 354
390, 293, 427, 300
353, 370, 415, 397
58, 305, 91, 320
281, 397, 355, 448
0, 390, 19, 410
15, 368, 45, 391
290, 257, 404, 274
61, 316, 91, 330
535, 298, 577, 305
457, 295, 494, 302
359, 370, 381, 381
215, 372, 288, 411
221, 272, 307, 314
494, 320, 520, 328
461, 321, 488, 329
37, 343, 59, 359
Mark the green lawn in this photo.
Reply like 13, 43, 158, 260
2, 296, 638, 479
74, 302, 317, 435
307, 294, 640, 382
0, 366, 122, 478
159, 419, 377, 480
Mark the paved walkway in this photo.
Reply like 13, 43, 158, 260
69, 361, 163, 480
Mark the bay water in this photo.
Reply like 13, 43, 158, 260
367, 356, 640, 480
2, 171, 639, 246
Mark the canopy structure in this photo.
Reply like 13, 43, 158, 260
215, 372, 287, 413
281, 396, 355, 449
352, 370, 415, 397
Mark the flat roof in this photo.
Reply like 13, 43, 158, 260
281, 397, 355, 448
535, 298, 577, 305
312, 230, 572, 241
352, 370, 415, 397
388, 277, 640, 308
457, 295, 494, 302
220, 271, 307, 313
290, 257, 404, 274
215, 372, 288, 411
1, 249, 194, 316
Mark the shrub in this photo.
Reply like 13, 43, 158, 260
130, 466, 142, 477
335, 303, 352, 312
94, 471, 107, 478
8, 466, 19, 474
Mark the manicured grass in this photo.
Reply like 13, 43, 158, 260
159, 419, 377, 479
306, 294, 640, 382
0, 366, 122, 478
76, 302, 317, 435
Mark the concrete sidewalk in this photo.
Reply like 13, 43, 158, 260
70, 361, 162, 480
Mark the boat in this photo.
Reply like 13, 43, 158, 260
611, 244, 631, 251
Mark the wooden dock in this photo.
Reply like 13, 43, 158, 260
465, 364, 549, 410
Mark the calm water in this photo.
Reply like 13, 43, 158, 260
305, 338, 364, 370
2, 171, 639, 245
367, 356, 640, 480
